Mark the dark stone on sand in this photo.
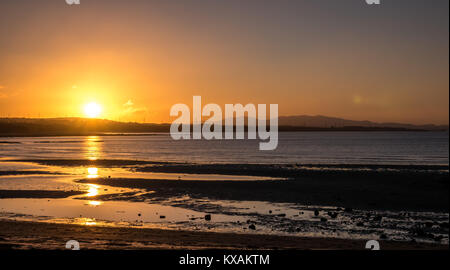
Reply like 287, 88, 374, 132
249, 224, 256, 230
433, 235, 443, 242
380, 234, 388, 240
314, 210, 319, 216
410, 226, 426, 237
373, 215, 383, 222
327, 212, 338, 218
344, 208, 353, 213
269, 210, 272, 214
160, 215, 166, 219
277, 213, 286, 217
356, 222, 364, 227
204, 214, 211, 221
138, 213, 141, 217
439, 222, 449, 228
320, 217, 327, 222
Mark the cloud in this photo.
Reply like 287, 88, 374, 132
123, 100, 134, 107
121, 100, 148, 116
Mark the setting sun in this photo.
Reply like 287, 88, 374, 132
84, 102, 102, 118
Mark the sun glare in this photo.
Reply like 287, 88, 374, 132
84, 102, 102, 118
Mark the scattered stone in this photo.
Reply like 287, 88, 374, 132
249, 224, 256, 230
204, 214, 211, 221
314, 210, 319, 216
138, 213, 141, 217
411, 226, 426, 237
160, 215, 166, 219
269, 210, 272, 214
277, 213, 286, 217
373, 215, 383, 222
320, 217, 327, 222
380, 234, 388, 240
327, 212, 338, 219
344, 208, 353, 213
433, 235, 443, 242
356, 222, 364, 227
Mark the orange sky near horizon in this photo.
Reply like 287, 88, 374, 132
0, 0, 448, 125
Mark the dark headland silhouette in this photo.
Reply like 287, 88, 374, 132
0, 116, 447, 137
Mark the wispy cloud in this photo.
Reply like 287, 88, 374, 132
123, 100, 134, 107
122, 100, 148, 116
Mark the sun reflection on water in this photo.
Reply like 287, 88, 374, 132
85, 136, 102, 161
88, 201, 102, 206
86, 184, 100, 197
87, 167, 99, 178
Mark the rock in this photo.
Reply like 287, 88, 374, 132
204, 214, 211, 221
138, 213, 141, 217
320, 217, 327, 222
373, 215, 383, 222
356, 222, 364, 227
433, 235, 443, 242
269, 210, 272, 214
327, 212, 338, 219
411, 226, 426, 237
277, 213, 286, 217
249, 224, 256, 230
380, 234, 388, 240
160, 215, 166, 219
314, 210, 320, 216
344, 208, 353, 213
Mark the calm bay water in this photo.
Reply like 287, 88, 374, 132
0, 131, 448, 165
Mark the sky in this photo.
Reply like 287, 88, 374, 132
0, 0, 448, 124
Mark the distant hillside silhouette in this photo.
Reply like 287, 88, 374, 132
278, 115, 448, 131
0, 116, 447, 136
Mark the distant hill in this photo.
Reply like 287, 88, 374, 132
278, 115, 448, 131
0, 116, 447, 136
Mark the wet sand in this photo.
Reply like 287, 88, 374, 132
0, 159, 448, 249
4, 159, 448, 212
0, 190, 84, 199
0, 220, 446, 250
78, 172, 448, 212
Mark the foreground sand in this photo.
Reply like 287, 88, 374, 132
0, 220, 446, 250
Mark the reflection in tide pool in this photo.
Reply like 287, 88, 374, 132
85, 184, 100, 197
87, 167, 99, 178
88, 201, 102, 206
0, 198, 246, 232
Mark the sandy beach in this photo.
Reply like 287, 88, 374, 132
0, 157, 447, 250
0, 219, 447, 250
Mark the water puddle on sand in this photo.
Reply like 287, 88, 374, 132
0, 197, 246, 230
0, 161, 448, 244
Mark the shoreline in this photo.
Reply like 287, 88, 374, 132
0, 220, 446, 250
